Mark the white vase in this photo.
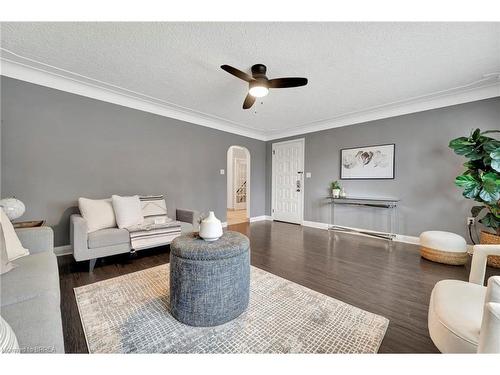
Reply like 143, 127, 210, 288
199, 211, 223, 242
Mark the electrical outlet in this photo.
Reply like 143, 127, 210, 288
467, 217, 475, 226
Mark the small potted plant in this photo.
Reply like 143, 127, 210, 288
449, 128, 500, 267
330, 181, 342, 198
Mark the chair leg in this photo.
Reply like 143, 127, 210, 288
89, 258, 97, 272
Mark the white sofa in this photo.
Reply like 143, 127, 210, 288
428, 244, 500, 353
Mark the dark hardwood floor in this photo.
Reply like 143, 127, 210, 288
57, 221, 500, 353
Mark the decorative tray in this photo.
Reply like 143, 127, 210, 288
12, 220, 46, 229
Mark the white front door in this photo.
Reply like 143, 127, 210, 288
272, 138, 305, 224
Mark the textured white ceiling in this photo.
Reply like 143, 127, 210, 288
1, 22, 499, 136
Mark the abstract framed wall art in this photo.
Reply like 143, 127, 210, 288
340, 144, 395, 180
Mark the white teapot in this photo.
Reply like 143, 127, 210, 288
199, 211, 223, 241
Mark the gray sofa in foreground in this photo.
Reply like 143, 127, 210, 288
0, 226, 64, 353
71, 208, 199, 271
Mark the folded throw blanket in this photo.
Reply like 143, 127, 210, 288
127, 220, 182, 251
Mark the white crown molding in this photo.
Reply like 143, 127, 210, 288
0, 57, 268, 141
266, 76, 500, 140
1, 50, 499, 142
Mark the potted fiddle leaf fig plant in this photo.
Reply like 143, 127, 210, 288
449, 128, 500, 267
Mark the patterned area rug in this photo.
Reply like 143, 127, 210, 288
74, 265, 388, 353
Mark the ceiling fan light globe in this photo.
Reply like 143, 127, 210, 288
249, 85, 269, 98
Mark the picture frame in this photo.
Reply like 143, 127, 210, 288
340, 143, 395, 180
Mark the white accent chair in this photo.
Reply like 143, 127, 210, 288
428, 244, 500, 353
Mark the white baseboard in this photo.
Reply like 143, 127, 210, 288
302, 220, 329, 230
54, 245, 73, 256
302, 220, 420, 245
249, 215, 273, 223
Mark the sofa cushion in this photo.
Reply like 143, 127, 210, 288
112, 195, 144, 229
1, 250, 59, 307
1, 294, 64, 353
78, 197, 116, 233
88, 228, 130, 249
429, 279, 486, 351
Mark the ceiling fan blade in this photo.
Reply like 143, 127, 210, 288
242, 94, 256, 109
268, 77, 308, 88
221, 65, 253, 82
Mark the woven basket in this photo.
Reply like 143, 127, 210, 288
420, 246, 468, 266
480, 231, 500, 268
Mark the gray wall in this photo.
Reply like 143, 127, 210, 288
2, 75, 499, 247
266, 97, 500, 240
1, 77, 266, 246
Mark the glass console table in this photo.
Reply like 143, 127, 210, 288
326, 196, 400, 241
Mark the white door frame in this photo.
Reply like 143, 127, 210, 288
271, 138, 305, 224
226, 146, 251, 215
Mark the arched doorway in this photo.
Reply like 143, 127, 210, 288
227, 146, 250, 225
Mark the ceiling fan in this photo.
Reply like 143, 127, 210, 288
221, 64, 308, 109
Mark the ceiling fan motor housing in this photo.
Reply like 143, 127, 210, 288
251, 64, 267, 78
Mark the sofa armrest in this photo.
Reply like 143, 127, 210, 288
469, 244, 500, 285
15, 227, 54, 254
176, 209, 200, 231
70, 214, 89, 261
478, 276, 500, 353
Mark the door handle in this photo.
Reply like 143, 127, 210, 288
296, 179, 301, 192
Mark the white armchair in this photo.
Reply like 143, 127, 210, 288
428, 244, 500, 353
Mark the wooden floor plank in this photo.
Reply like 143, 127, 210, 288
57, 220, 499, 353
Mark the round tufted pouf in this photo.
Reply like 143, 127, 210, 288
420, 231, 468, 266
169, 231, 250, 327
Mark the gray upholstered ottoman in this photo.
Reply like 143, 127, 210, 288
169, 231, 250, 327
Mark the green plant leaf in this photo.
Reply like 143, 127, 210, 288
449, 137, 475, 155
483, 140, 500, 153
465, 150, 485, 161
479, 172, 500, 202
464, 186, 481, 199
472, 128, 482, 140
480, 212, 500, 230
490, 148, 500, 172
471, 205, 485, 217
457, 174, 481, 199
455, 174, 480, 188
449, 137, 475, 147
492, 159, 500, 173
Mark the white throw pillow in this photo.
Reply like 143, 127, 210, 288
0, 208, 29, 262
112, 195, 144, 229
0, 316, 19, 353
78, 198, 117, 233
140, 195, 168, 225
